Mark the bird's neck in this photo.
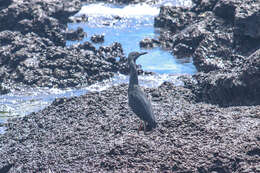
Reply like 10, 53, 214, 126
129, 61, 138, 88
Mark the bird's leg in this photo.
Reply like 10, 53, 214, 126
138, 120, 142, 134
144, 121, 147, 135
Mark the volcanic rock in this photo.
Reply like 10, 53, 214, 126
154, 0, 260, 107
0, 83, 259, 172
172, 43, 193, 58
65, 27, 86, 41
191, 0, 219, 13
213, 0, 240, 21
139, 38, 160, 49
0, 31, 128, 89
0, 0, 81, 46
154, 6, 197, 34
234, 0, 260, 38
0, 0, 140, 92
91, 34, 105, 43
0, 0, 12, 8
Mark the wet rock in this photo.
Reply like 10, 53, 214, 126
0, 31, 128, 90
155, 0, 260, 107
191, 0, 219, 13
0, 0, 12, 8
0, 163, 13, 173
193, 25, 234, 73
98, 42, 124, 59
139, 38, 160, 49
0, 0, 81, 46
0, 83, 9, 95
234, 1, 260, 38
172, 43, 193, 58
91, 34, 105, 43
0, 83, 259, 172
68, 14, 88, 23
0, 0, 144, 93
191, 48, 260, 106
65, 27, 86, 41
78, 41, 97, 52
154, 5, 209, 52
154, 6, 197, 34
213, 0, 239, 21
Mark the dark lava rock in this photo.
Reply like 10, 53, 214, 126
234, 0, 260, 39
190, 48, 260, 107
0, 0, 146, 93
213, 0, 239, 21
0, 31, 128, 89
154, 0, 260, 106
98, 42, 124, 59
191, 0, 219, 13
97, 42, 131, 74
0, 0, 12, 8
139, 38, 160, 49
212, 0, 260, 54
91, 34, 105, 43
172, 43, 193, 58
0, 0, 81, 46
0, 83, 259, 172
78, 41, 97, 52
192, 13, 235, 72
0, 163, 13, 173
65, 27, 86, 41
154, 6, 197, 34
0, 83, 10, 95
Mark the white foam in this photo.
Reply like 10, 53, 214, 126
85, 73, 184, 92
145, 64, 179, 71
157, 0, 193, 7
77, 3, 159, 18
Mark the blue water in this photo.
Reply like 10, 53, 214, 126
67, 2, 196, 74
67, 22, 196, 74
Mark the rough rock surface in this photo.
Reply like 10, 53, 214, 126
0, 83, 259, 172
234, 0, 260, 38
0, 0, 260, 172
91, 34, 105, 43
0, 0, 81, 46
0, 0, 135, 91
139, 38, 160, 49
0, 31, 127, 89
154, 6, 197, 34
65, 27, 86, 41
154, 0, 260, 106
191, 0, 219, 13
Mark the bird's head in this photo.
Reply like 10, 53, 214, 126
127, 51, 148, 64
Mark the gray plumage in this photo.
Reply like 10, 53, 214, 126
127, 52, 157, 132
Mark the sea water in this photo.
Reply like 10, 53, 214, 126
67, 1, 195, 74
0, 0, 195, 133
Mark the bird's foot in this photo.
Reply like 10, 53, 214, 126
138, 121, 144, 134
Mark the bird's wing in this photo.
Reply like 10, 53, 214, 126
128, 86, 155, 123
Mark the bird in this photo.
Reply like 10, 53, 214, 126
127, 51, 157, 134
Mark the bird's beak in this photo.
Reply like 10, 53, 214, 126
139, 52, 148, 56
135, 52, 148, 61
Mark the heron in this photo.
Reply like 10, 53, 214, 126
127, 51, 157, 133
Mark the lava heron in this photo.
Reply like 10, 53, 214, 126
127, 51, 157, 133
